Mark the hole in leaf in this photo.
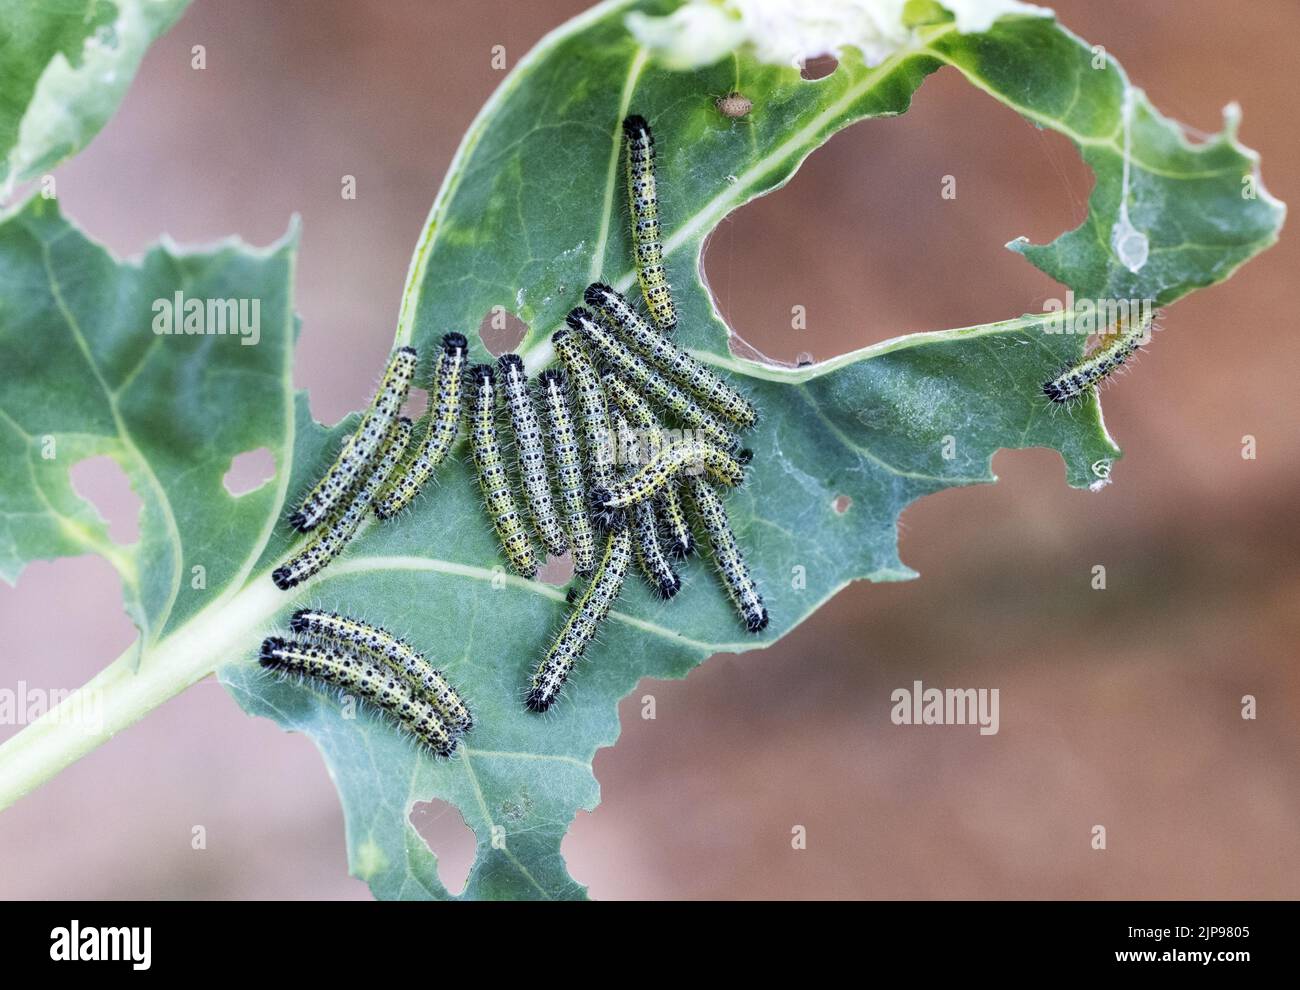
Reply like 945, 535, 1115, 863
222, 447, 275, 497
705, 68, 1088, 366
400, 386, 429, 422
832, 495, 852, 514
477, 306, 528, 356
800, 54, 839, 80
409, 799, 476, 896
69, 456, 142, 543
538, 551, 575, 587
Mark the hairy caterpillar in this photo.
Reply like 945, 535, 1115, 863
590, 438, 744, 527
498, 354, 567, 557
686, 476, 768, 633
552, 326, 617, 493
604, 377, 694, 558
289, 609, 472, 732
537, 368, 599, 576
258, 636, 456, 756
613, 411, 679, 600
585, 283, 757, 429
1042, 309, 1155, 403
623, 114, 676, 333
375, 333, 467, 519
526, 526, 633, 712
273, 417, 412, 590
469, 364, 540, 578
290, 345, 417, 531
565, 308, 738, 452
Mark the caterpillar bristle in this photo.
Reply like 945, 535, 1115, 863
259, 636, 286, 663
525, 687, 553, 713
583, 282, 613, 308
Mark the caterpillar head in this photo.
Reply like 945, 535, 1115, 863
525, 686, 555, 713
583, 282, 617, 310
1041, 378, 1074, 404
537, 367, 567, 389
258, 636, 286, 664
588, 487, 626, 531
666, 532, 693, 560
622, 113, 652, 142
656, 573, 682, 601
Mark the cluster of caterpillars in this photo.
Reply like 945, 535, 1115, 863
266, 113, 767, 751
259, 610, 472, 756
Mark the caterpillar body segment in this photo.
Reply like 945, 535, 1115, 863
289, 609, 472, 732
590, 438, 744, 528
623, 114, 676, 333
1042, 309, 1155, 403
552, 326, 618, 494
537, 368, 599, 576
565, 307, 737, 452
526, 526, 633, 712
686, 476, 768, 634
291, 346, 417, 531
498, 353, 567, 556
375, 333, 467, 519
604, 376, 694, 558
585, 282, 757, 429
273, 417, 412, 590
258, 637, 456, 756
469, 364, 540, 578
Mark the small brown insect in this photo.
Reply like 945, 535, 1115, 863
715, 91, 752, 119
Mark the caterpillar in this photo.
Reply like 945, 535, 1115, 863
290, 345, 417, 531
498, 354, 567, 557
623, 113, 676, 333
258, 636, 456, 757
585, 283, 758, 429
604, 377, 694, 558
565, 308, 738, 452
613, 411, 679, 600
1042, 308, 1154, 404
537, 368, 599, 576
686, 476, 768, 633
469, 364, 540, 578
590, 437, 745, 527
375, 333, 467, 519
552, 325, 617, 493
273, 417, 412, 590
526, 525, 633, 712
289, 609, 472, 732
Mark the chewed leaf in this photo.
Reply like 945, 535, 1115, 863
218, 3, 1279, 899
0, 0, 191, 195
0, 196, 297, 648
0, 1, 1281, 898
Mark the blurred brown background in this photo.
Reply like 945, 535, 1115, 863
1, 0, 1296, 899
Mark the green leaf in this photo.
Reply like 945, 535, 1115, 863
0, 195, 297, 649
0, 0, 1282, 900
0, 0, 190, 194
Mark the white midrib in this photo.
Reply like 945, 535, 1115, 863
0, 541, 749, 811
